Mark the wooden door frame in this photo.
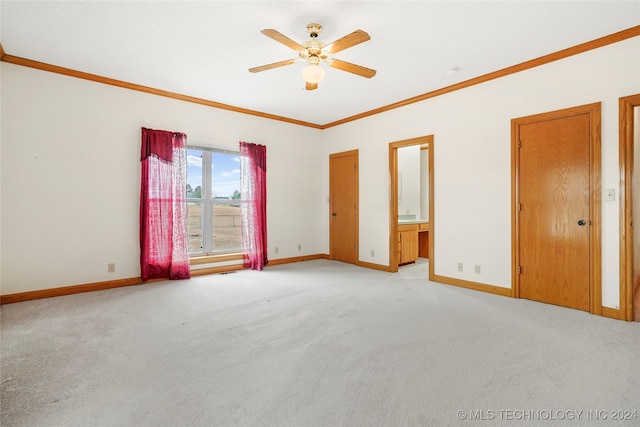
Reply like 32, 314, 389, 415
512, 103, 602, 314
329, 149, 359, 263
619, 94, 640, 321
389, 135, 434, 274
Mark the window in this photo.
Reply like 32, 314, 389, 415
186, 145, 242, 256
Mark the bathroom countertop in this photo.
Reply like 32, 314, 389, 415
398, 219, 429, 225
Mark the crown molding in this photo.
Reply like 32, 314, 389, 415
0, 45, 322, 130
1, 25, 639, 130
321, 25, 640, 129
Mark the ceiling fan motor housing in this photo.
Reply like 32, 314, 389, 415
301, 24, 328, 63
300, 41, 328, 63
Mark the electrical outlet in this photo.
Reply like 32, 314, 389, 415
274, 246, 279, 254
107, 263, 115, 273
371, 250, 375, 257
474, 265, 481, 274
298, 244, 302, 251
457, 262, 463, 272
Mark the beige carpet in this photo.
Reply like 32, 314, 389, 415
2, 259, 639, 426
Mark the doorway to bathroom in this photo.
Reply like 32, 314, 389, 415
389, 135, 434, 275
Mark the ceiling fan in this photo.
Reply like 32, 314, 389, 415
249, 23, 376, 91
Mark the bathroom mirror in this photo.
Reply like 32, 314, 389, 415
397, 144, 429, 222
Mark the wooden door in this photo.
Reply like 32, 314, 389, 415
330, 150, 358, 264
517, 111, 593, 311
620, 95, 640, 321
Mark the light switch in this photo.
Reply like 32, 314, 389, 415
605, 189, 615, 201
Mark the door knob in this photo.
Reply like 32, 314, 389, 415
577, 219, 586, 226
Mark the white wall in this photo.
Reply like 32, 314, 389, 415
0, 63, 324, 294
2, 37, 639, 310
320, 37, 640, 309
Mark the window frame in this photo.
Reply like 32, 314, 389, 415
186, 142, 244, 261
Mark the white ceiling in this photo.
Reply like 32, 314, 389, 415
2, 1, 639, 126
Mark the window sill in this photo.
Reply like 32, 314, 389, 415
190, 253, 244, 266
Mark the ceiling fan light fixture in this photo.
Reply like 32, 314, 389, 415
250, 23, 375, 88
302, 64, 325, 84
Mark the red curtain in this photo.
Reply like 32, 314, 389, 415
140, 127, 191, 281
240, 141, 268, 270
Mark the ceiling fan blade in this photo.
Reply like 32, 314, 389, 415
261, 29, 307, 53
249, 59, 296, 73
323, 30, 370, 54
305, 82, 318, 91
327, 59, 376, 78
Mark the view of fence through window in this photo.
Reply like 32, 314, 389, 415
186, 146, 243, 255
